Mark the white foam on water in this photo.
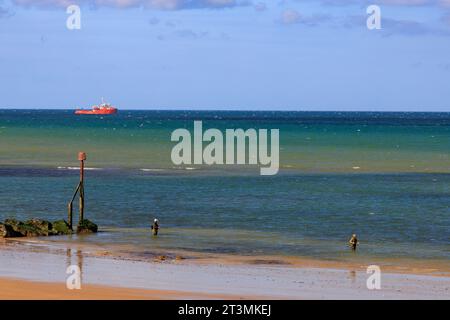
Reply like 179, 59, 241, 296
57, 166, 103, 170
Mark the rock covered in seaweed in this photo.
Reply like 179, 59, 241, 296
25, 219, 56, 236
77, 219, 98, 234
0, 218, 76, 238
0, 223, 21, 238
3, 218, 45, 237
52, 220, 72, 235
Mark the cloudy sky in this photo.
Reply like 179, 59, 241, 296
0, 0, 449, 111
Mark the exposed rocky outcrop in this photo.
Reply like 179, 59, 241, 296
25, 219, 56, 236
76, 219, 98, 234
52, 220, 72, 235
0, 223, 21, 238
0, 218, 97, 238
3, 218, 47, 237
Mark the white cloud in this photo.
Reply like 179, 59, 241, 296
303, 0, 437, 7
279, 9, 332, 26
0, 0, 13, 17
254, 2, 266, 12
12, 0, 249, 10
280, 9, 301, 24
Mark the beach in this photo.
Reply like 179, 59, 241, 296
0, 110, 449, 300
0, 238, 449, 300
0, 278, 236, 300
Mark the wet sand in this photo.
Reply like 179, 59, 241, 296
0, 241, 449, 300
4, 236, 450, 277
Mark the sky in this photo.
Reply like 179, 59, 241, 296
0, 0, 449, 111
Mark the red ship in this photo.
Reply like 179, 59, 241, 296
75, 98, 117, 115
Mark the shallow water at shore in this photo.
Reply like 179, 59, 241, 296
5, 226, 448, 278
0, 168, 449, 264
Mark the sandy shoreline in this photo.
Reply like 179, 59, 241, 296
0, 240, 449, 299
3, 236, 450, 277
0, 278, 249, 300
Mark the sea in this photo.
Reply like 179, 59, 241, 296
0, 110, 449, 265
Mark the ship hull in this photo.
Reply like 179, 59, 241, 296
75, 109, 117, 115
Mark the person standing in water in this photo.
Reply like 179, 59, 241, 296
348, 234, 358, 251
151, 218, 159, 236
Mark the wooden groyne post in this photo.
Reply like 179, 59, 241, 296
68, 152, 86, 230
79, 152, 86, 222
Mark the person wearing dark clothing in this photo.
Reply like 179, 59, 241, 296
349, 234, 358, 251
151, 218, 159, 236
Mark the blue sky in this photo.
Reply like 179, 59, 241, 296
0, 0, 449, 111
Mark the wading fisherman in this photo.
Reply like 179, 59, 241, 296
151, 218, 159, 236
348, 234, 358, 251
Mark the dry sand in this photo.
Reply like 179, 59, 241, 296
0, 278, 247, 300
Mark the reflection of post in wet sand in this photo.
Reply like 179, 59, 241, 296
348, 270, 357, 283
66, 248, 84, 283
66, 248, 72, 267
77, 250, 83, 283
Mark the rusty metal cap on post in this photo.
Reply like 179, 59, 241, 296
78, 152, 87, 161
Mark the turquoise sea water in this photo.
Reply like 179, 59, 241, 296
0, 110, 449, 263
